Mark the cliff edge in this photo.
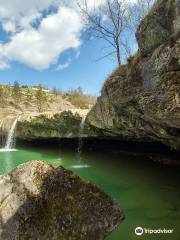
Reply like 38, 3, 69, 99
86, 0, 180, 150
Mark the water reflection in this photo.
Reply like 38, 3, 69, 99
0, 146, 179, 240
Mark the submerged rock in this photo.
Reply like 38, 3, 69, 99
0, 161, 124, 240
87, 0, 180, 150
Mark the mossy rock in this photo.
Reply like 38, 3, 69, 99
0, 160, 124, 240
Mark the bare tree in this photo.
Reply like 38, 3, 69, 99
77, 0, 155, 65
35, 85, 47, 112
12, 81, 22, 105
77, 0, 133, 66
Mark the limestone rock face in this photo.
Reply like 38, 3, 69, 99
15, 110, 98, 141
0, 161, 124, 240
86, 0, 180, 150
16, 111, 83, 140
136, 0, 179, 56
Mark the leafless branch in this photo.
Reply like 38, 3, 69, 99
76, 0, 155, 66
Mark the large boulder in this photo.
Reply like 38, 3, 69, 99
86, 0, 180, 150
136, 0, 180, 56
0, 161, 124, 240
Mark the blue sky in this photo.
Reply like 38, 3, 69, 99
0, 35, 117, 95
0, 0, 138, 95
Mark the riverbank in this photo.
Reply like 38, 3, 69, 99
0, 108, 179, 166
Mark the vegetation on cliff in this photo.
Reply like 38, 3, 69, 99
87, 0, 180, 150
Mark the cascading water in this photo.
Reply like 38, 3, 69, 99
0, 120, 3, 147
77, 117, 86, 162
72, 116, 89, 169
4, 116, 20, 150
0, 120, 3, 129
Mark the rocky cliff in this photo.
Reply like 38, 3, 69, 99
86, 0, 180, 150
16, 110, 91, 141
0, 85, 96, 142
0, 161, 124, 239
0, 109, 99, 144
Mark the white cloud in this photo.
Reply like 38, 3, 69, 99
0, 0, 59, 28
0, 5, 83, 70
57, 58, 72, 70
0, 0, 141, 70
2, 21, 16, 33
0, 61, 10, 70
56, 49, 80, 71
76, 0, 106, 10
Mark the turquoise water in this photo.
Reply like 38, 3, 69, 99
0, 146, 179, 240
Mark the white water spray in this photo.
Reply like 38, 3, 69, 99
0, 120, 3, 129
5, 117, 20, 150
0, 120, 3, 148
71, 116, 90, 169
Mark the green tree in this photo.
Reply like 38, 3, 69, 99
77, 86, 83, 94
35, 85, 47, 112
0, 86, 5, 106
26, 88, 33, 103
12, 81, 21, 104
52, 87, 61, 99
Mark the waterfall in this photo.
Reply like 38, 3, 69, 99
0, 120, 3, 147
71, 116, 89, 169
0, 120, 3, 129
77, 117, 86, 162
5, 117, 20, 150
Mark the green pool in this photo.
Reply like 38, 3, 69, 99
0, 146, 179, 240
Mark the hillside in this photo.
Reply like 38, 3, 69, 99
0, 84, 96, 117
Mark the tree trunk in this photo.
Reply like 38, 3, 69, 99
116, 43, 121, 67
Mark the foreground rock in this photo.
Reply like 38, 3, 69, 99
87, 0, 180, 150
0, 161, 124, 240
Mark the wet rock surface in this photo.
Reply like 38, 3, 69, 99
0, 160, 124, 240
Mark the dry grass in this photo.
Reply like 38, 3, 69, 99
62, 89, 97, 109
0, 85, 97, 112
